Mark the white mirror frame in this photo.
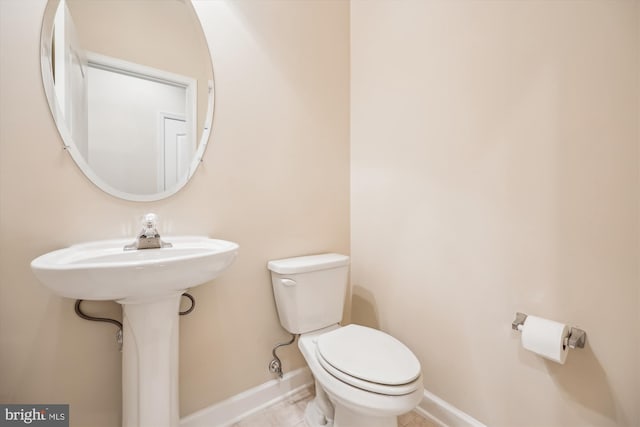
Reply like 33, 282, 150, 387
40, 0, 214, 202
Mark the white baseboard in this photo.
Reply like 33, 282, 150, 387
180, 367, 313, 427
416, 389, 487, 427
180, 367, 486, 427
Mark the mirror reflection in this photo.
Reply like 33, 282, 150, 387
42, 0, 214, 200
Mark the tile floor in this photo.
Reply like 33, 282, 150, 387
231, 386, 438, 427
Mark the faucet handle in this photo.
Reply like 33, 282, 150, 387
141, 213, 160, 238
143, 213, 158, 228
124, 213, 171, 251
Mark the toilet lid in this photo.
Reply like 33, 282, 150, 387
316, 324, 421, 389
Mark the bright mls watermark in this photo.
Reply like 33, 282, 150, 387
0, 405, 68, 427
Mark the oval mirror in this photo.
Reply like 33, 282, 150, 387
40, 0, 214, 201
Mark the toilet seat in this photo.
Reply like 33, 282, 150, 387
315, 324, 421, 396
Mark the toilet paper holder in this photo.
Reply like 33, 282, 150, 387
512, 312, 586, 349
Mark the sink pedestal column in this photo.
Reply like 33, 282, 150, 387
121, 293, 182, 427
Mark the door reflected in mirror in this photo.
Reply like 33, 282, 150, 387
41, 0, 214, 201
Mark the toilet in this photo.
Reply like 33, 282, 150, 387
268, 253, 423, 427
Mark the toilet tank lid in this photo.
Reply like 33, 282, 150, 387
267, 253, 349, 274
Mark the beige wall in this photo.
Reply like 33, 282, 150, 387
351, 1, 639, 427
0, 1, 349, 426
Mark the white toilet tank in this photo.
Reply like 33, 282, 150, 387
268, 253, 350, 334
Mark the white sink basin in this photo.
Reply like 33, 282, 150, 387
31, 235, 239, 427
31, 236, 239, 302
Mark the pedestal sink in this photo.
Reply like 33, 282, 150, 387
31, 236, 239, 427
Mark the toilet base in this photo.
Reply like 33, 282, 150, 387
304, 399, 398, 427
304, 399, 333, 427
332, 404, 397, 427
304, 379, 335, 427
303, 378, 398, 427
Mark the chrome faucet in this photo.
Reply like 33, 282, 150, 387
124, 213, 173, 251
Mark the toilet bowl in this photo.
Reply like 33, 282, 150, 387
267, 254, 423, 427
298, 324, 423, 427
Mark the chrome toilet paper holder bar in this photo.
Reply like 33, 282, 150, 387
512, 312, 586, 349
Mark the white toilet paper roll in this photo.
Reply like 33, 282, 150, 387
521, 315, 569, 364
